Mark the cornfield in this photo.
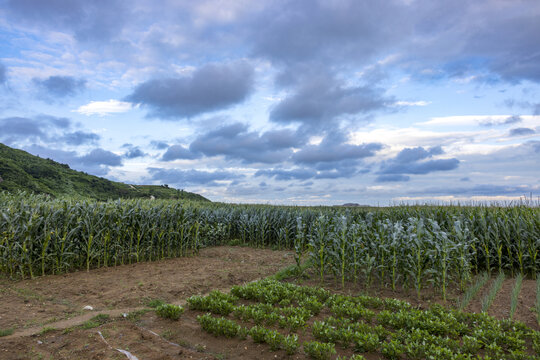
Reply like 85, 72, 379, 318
1, 192, 539, 298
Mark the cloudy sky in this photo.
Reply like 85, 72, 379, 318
0, 0, 539, 205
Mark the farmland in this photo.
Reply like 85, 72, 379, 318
1, 191, 540, 359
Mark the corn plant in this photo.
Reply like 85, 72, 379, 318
1, 192, 539, 285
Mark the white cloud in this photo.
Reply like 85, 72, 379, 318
417, 115, 540, 127
393, 195, 527, 203
394, 100, 431, 106
74, 99, 133, 116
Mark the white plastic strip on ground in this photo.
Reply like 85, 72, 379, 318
97, 331, 139, 360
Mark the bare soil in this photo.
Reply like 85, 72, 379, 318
2, 249, 539, 360
297, 271, 540, 330
0, 246, 294, 333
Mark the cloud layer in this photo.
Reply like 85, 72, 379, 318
126, 61, 254, 119
1, 0, 539, 204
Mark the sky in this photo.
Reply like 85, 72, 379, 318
0, 0, 539, 205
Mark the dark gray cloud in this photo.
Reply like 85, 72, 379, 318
464, 9, 540, 83
0, 115, 71, 144
380, 158, 459, 176
0, 116, 98, 146
148, 167, 242, 187
509, 127, 535, 136
79, 148, 122, 166
250, 1, 540, 85
0, 63, 6, 84
270, 71, 393, 131
150, 140, 169, 150
162, 145, 200, 161
531, 141, 540, 153
33, 75, 86, 98
61, 131, 100, 145
189, 123, 301, 164
393, 146, 443, 163
23, 144, 122, 176
42, 115, 71, 129
6, 0, 128, 42
126, 61, 254, 119
124, 146, 147, 159
0, 117, 46, 138
413, 184, 540, 197
505, 99, 540, 116
24, 144, 79, 165
376, 174, 410, 182
255, 168, 316, 181
409, 0, 540, 84
479, 115, 521, 127
282, 131, 382, 179
292, 136, 382, 165
249, 0, 409, 66
376, 146, 460, 182
248, 1, 540, 85
255, 164, 363, 182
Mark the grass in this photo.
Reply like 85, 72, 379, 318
458, 272, 489, 310
481, 272, 505, 313
145, 298, 166, 309
509, 273, 523, 320
271, 260, 313, 281
0, 328, 14, 337
81, 314, 110, 329
125, 309, 151, 322
39, 326, 56, 335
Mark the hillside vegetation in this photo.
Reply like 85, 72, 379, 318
0, 143, 208, 202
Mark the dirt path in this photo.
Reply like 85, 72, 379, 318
0, 246, 295, 333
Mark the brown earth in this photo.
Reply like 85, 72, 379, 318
297, 271, 540, 331
465, 277, 539, 329
2, 249, 539, 359
0, 246, 295, 334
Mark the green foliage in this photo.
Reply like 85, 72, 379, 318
197, 313, 245, 338
510, 274, 523, 320
381, 339, 405, 360
187, 291, 238, 315
156, 304, 184, 320
124, 309, 151, 322
282, 334, 299, 355
481, 272, 506, 312
146, 298, 166, 309
303, 341, 336, 360
1, 188, 539, 286
81, 314, 110, 329
337, 356, 366, 360
191, 279, 540, 359
0, 328, 14, 337
459, 272, 489, 310
0, 143, 208, 201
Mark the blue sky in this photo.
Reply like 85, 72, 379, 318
0, 0, 539, 205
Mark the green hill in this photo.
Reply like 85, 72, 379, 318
0, 143, 209, 202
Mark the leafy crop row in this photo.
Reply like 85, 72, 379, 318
189, 279, 540, 359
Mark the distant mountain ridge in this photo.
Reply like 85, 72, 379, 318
0, 143, 209, 202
